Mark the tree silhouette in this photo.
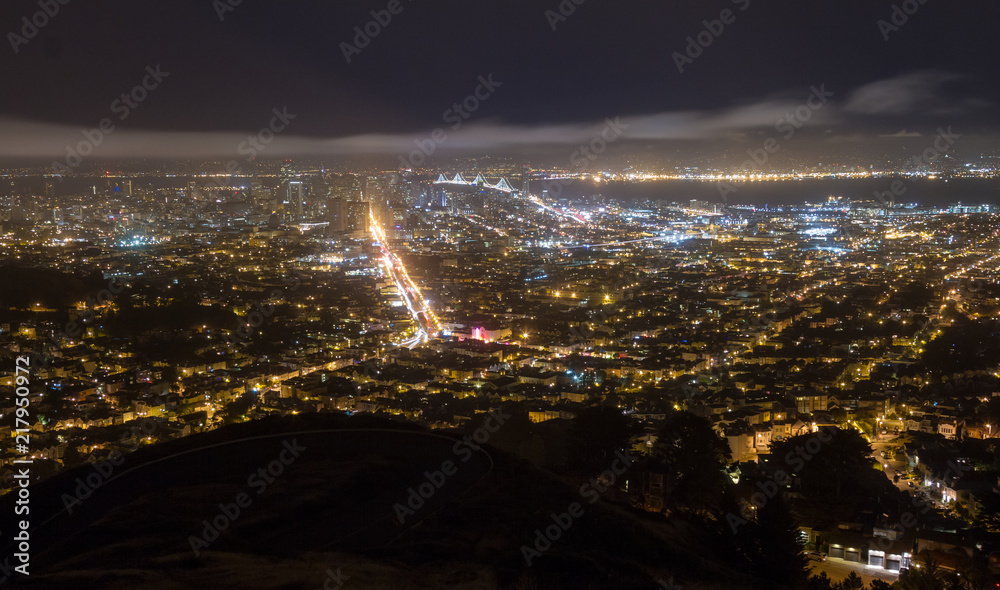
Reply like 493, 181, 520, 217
61, 444, 84, 468
745, 493, 808, 588
806, 572, 834, 590
565, 404, 632, 476
650, 410, 731, 510
769, 428, 883, 525
837, 572, 863, 590
895, 556, 943, 590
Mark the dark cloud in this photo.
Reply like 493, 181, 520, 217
844, 71, 961, 115
0, 92, 837, 159
2, 70, 994, 163
0, 0, 998, 157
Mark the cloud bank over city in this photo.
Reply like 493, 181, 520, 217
0, 71, 988, 161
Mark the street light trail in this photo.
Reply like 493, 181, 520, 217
370, 210, 441, 347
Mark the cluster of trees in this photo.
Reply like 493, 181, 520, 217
565, 406, 809, 587
562, 404, 920, 589
807, 572, 889, 590
893, 557, 992, 590
808, 557, 993, 590
921, 318, 1000, 374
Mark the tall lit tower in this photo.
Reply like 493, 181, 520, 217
280, 160, 295, 183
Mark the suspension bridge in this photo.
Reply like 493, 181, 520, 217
433, 172, 517, 193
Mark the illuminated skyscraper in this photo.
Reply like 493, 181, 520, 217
285, 180, 305, 219
327, 197, 346, 232
346, 200, 370, 238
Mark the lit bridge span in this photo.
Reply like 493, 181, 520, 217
433, 172, 517, 193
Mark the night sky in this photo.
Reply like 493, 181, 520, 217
1, 0, 998, 159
